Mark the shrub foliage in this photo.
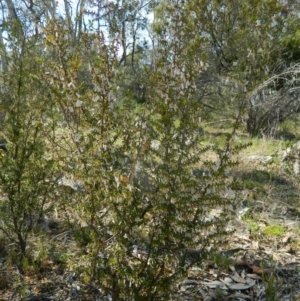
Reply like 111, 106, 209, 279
0, 0, 270, 299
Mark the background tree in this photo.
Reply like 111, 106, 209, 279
184, 0, 300, 136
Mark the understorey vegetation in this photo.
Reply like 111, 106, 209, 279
0, 0, 300, 300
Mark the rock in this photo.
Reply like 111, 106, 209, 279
281, 141, 300, 175
247, 155, 272, 164
58, 175, 85, 192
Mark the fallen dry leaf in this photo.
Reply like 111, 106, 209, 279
226, 278, 256, 290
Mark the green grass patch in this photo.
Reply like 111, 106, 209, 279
247, 220, 260, 236
263, 225, 286, 237
242, 137, 283, 156
278, 119, 300, 140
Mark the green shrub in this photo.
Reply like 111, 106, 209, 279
0, 38, 57, 257
37, 10, 245, 300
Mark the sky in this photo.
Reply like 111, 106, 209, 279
56, 0, 74, 16
54, 0, 154, 56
